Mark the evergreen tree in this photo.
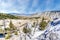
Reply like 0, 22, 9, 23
9, 21, 16, 30
39, 17, 48, 30
23, 23, 31, 40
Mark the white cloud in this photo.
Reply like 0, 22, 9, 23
0, 0, 30, 13
28, 0, 39, 13
0, 0, 14, 10
0, 2, 12, 9
0, 9, 20, 13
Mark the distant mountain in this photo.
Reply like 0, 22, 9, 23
31, 10, 60, 18
8, 10, 60, 16
9, 13, 33, 16
0, 10, 60, 19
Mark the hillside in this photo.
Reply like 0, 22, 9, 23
0, 13, 41, 19
0, 13, 20, 19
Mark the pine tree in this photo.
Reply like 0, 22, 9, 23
9, 21, 16, 30
23, 23, 31, 40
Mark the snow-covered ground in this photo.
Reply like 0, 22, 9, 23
0, 18, 60, 40
33, 18, 60, 40
9, 18, 60, 40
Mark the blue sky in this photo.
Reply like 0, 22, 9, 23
0, 0, 60, 14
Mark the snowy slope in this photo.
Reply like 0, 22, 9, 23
33, 18, 60, 40
10, 18, 60, 40
22, 18, 60, 40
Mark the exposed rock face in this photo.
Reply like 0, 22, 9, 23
41, 11, 60, 19
30, 11, 60, 22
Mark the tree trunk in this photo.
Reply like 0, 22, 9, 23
25, 34, 26, 40
33, 25, 36, 35
33, 20, 38, 35
3, 19, 5, 37
20, 33, 22, 40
